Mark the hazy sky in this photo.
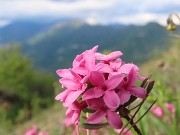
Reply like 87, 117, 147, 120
0, 0, 180, 26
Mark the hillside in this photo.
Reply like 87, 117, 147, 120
0, 21, 55, 44
141, 40, 180, 90
6, 40, 180, 135
0, 46, 55, 134
22, 22, 171, 73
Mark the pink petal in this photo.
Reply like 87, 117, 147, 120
106, 51, 123, 61
86, 98, 105, 110
91, 45, 99, 53
73, 54, 83, 68
97, 63, 113, 73
64, 90, 85, 107
56, 69, 72, 78
86, 110, 106, 124
57, 69, 82, 81
80, 75, 89, 83
110, 59, 122, 69
106, 111, 123, 129
126, 68, 137, 87
69, 101, 81, 110
89, 71, 105, 87
95, 52, 105, 60
93, 63, 104, 71
129, 86, 147, 98
84, 50, 95, 70
119, 64, 139, 74
72, 110, 81, 124
137, 75, 146, 81
118, 89, 131, 105
95, 51, 123, 61
66, 108, 74, 118
69, 70, 82, 81
106, 74, 124, 90
103, 91, 120, 109
60, 78, 81, 90
82, 87, 104, 100
72, 67, 89, 76
55, 89, 70, 101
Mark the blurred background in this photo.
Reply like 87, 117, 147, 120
0, 0, 179, 134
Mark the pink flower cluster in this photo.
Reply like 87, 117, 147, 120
24, 125, 48, 135
55, 46, 147, 129
152, 103, 175, 118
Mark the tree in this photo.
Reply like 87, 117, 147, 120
0, 44, 55, 127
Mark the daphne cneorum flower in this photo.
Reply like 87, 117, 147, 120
55, 46, 147, 129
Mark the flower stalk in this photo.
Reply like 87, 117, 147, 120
123, 115, 142, 135
86, 112, 90, 135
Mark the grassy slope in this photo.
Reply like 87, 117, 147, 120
139, 40, 180, 135
141, 40, 180, 90
7, 40, 180, 135
7, 104, 66, 135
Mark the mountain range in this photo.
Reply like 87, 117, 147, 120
0, 20, 172, 74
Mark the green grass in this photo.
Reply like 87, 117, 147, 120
6, 104, 66, 135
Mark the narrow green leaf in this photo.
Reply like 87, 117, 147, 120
81, 123, 109, 130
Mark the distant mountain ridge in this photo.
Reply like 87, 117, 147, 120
0, 20, 59, 44
0, 20, 171, 74
23, 21, 170, 73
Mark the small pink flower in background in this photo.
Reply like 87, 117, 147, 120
24, 125, 48, 135
38, 131, 49, 135
165, 103, 175, 117
63, 118, 98, 135
152, 103, 175, 118
25, 125, 38, 135
55, 46, 147, 129
152, 106, 163, 118
63, 118, 77, 135
114, 128, 133, 135
63, 118, 74, 127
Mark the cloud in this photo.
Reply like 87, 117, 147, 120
0, 19, 11, 27
0, 0, 180, 25
0, 0, 113, 18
